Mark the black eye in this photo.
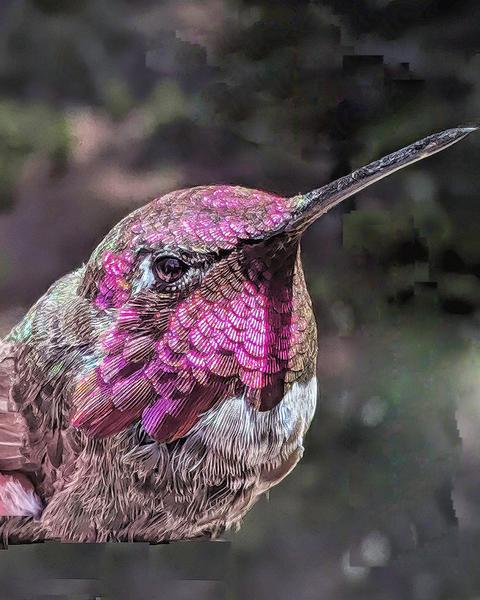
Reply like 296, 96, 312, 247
153, 256, 188, 284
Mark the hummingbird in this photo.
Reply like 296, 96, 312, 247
0, 127, 476, 543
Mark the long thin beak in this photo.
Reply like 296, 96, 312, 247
287, 126, 477, 233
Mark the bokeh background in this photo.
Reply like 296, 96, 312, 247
1, 1, 480, 598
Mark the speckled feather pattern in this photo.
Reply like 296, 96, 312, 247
0, 128, 474, 542
0, 184, 317, 542
72, 186, 313, 444
133, 185, 294, 252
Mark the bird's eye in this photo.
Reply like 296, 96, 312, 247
152, 256, 188, 284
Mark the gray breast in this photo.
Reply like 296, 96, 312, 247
33, 377, 318, 542
157, 376, 319, 536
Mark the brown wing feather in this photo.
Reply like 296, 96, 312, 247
0, 340, 30, 472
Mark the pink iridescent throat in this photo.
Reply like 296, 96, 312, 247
72, 186, 311, 442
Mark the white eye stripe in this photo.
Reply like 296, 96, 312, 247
132, 254, 195, 294
131, 251, 215, 295
132, 255, 156, 293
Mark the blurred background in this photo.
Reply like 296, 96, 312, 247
1, 0, 480, 598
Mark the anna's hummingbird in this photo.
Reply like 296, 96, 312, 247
0, 127, 475, 543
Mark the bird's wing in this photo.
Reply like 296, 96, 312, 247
0, 339, 30, 472
0, 340, 46, 517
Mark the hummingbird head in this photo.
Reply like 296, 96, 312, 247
72, 127, 476, 443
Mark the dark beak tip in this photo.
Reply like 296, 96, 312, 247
456, 124, 479, 136
288, 123, 478, 232
424, 125, 478, 153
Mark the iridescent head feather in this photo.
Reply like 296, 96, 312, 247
71, 127, 476, 443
